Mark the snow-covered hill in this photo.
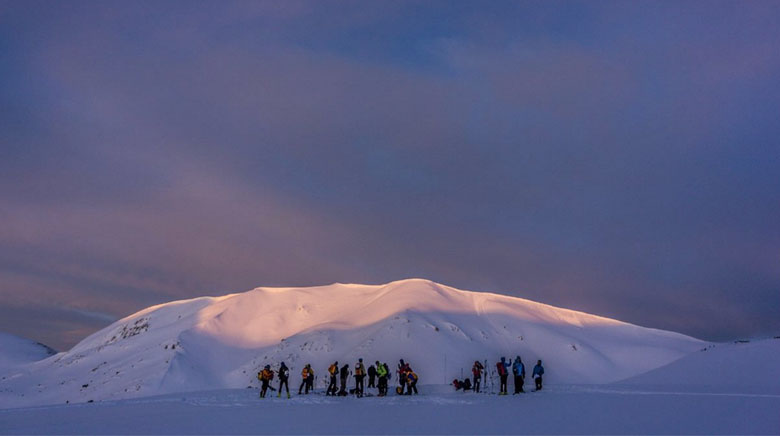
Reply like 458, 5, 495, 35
616, 338, 780, 392
0, 279, 704, 407
0, 333, 55, 373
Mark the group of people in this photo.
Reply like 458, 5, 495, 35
258, 356, 544, 399
454, 358, 544, 394
257, 359, 419, 398
255, 362, 316, 398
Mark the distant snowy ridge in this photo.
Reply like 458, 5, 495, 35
0, 333, 56, 372
0, 278, 705, 407
616, 337, 780, 391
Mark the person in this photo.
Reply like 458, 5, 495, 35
306, 364, 315, 393
339, 363, 350, 396
472, 360, 484, 393
299, 364, 312, 395
277, 362, 290, 398
496, 357, 510, 395
258, 365, 274, 398
405, 370, 418, 395
532, 360, 544, 391
512, 356, 525, 394
367, 364, 377, 389
397, 359, 408, 395
327, 361, 339, 396
354, 358, 366, 397
376, 361, 388, 396
453, 378, 472, 391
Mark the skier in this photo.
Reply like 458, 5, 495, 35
298, 364, 312, 395
375, 361, 388, 396
277, 362, 290, 398
339, 363, 350, 396
354, 358, 366, 397
397, 359, 408, 395
258, 365, 274, 398
532, 360, 544, 391
496, 357, 510, 395
306, 364, 315, 393
512, 356, 525, 394
367, 363, 377, 389
326, 361, 339, 396
405, 370, 418, 395
472, 360, 484, 393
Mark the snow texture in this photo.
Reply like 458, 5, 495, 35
0, 279, 705, 409
0, 383, 778, 435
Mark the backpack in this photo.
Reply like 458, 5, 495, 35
329, 364, 338, 375
496, 362, 507, 376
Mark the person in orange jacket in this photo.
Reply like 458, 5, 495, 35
258, 365, 274, 398
326, 361, 339, 396
298, 364, 313, 395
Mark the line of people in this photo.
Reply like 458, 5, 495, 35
258, 357, 543, 399
454, 358, 544, 394
257, 358, 419, 398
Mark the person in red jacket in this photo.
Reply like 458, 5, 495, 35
496, 357, 510, 395
472, 360, 484, 392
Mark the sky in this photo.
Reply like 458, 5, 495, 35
1, 0, 779, 351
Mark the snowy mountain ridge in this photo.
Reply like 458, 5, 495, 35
0, 333, 56, 373
0, 278, 705, 407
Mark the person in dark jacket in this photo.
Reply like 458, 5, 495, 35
532, 360, 544, 391
339, 363, 350, 396
277, 362, 290, 398
354, 358, 366, 397
306, 365, 315, 393
496, 357, 510, 395
512, 356, 525, 394
367, 364, 377, 388
397, 359, 408, 394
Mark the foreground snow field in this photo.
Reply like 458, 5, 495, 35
1, 384, 778, 435
3, 340, 779, 434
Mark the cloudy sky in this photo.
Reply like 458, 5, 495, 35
1, 1, 779, 350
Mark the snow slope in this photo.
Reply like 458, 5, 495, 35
616, 338, 780, 393
0, 279, 704, 408
0, 333, 55, 373
2, 386, 779, 435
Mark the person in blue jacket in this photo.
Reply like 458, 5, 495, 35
532, 360, 544, 391
512, 356, 525, 394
